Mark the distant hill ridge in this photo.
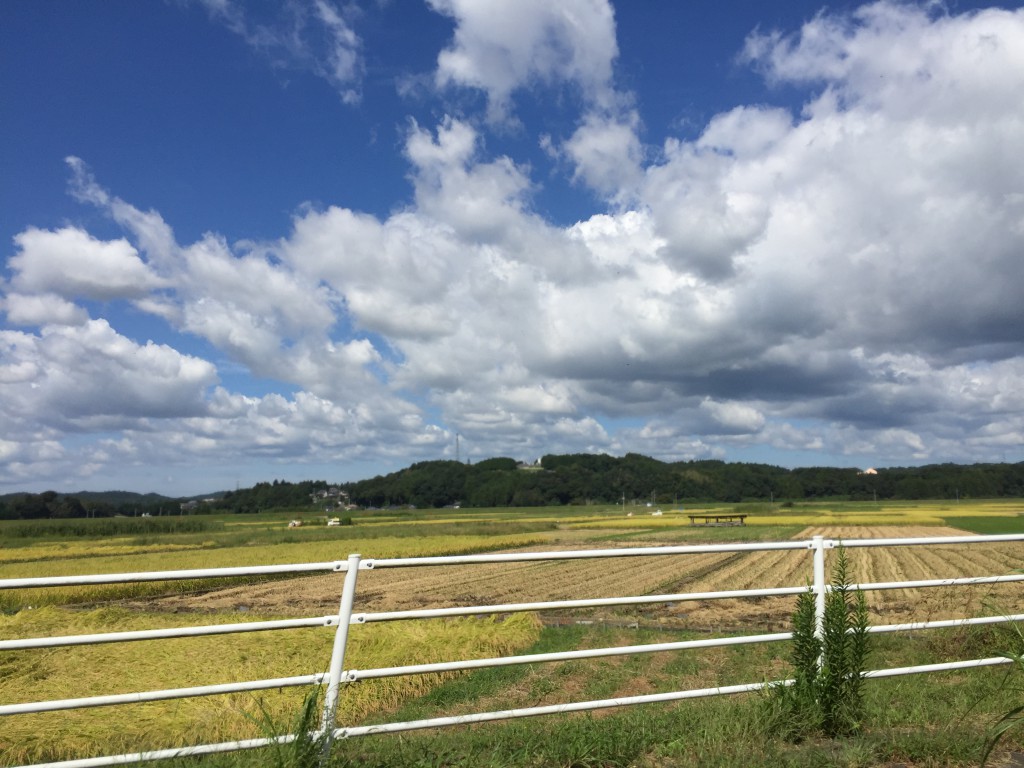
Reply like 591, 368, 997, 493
337, 455, 1024, 509
0, 490, 217, 505
0, 489, 227, 520
2, 455, 1023, 519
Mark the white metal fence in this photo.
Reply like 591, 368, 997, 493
3, 533, 1024, 767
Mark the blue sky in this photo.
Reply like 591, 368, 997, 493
2, 0, 1023, 496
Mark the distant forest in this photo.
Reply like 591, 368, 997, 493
339, 455, 1024, 509
4, 454, 1022, 520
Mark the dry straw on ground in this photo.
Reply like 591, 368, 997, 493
0, 608, 540, 765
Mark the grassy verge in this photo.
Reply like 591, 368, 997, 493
332, 625, 1024, 766
144, 623, 1024, 768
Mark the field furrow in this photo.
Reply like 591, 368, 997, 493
115, 525, 1024, 633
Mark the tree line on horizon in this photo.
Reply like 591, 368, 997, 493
3, 456, 1023, 520
339, 454, 1024, 509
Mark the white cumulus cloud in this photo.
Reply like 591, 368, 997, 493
5, 1, 1024, 491
429, 0, 619, 120
10, 227, 166, 300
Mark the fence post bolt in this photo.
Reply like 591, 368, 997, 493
320, 553, 361, 762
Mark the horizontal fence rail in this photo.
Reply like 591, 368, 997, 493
3, 534, 1024, 767
0, 561, 347, 590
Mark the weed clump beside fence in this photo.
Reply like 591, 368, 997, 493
765, 545, 871, 739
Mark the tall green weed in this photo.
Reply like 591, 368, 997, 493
765, 545, 871, 739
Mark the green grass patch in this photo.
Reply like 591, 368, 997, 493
39, 620, 1024, 768
943, 515, 1024, 534
315, 626, 1024, 768
0, 516, 223, 540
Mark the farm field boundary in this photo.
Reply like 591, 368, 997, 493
4, 533, 1024, 767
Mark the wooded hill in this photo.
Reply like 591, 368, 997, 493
0, 482, 322, 519
339, 454, 1024, 509
3, 457, 1023, 519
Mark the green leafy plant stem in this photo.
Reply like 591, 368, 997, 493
766, 543, 871, 739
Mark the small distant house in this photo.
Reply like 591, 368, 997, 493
312, 487, 350, 504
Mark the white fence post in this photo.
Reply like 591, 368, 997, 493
320, 553, 361, 760
811, 535, 827, 651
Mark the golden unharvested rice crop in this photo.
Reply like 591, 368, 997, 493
747, 513, 947, 526
562, 514, 729, 530
560, 500, 1020, 530
0, 607, 540, 765
0, 539, 220, 565
562, 511, 950, 530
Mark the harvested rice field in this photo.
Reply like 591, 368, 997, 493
118, 523, 1024, 635
4, 502, 1024, 766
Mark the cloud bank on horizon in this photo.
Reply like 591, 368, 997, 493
2, 0, 1023, 495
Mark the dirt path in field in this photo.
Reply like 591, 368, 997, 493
123, 525, 1024, 632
